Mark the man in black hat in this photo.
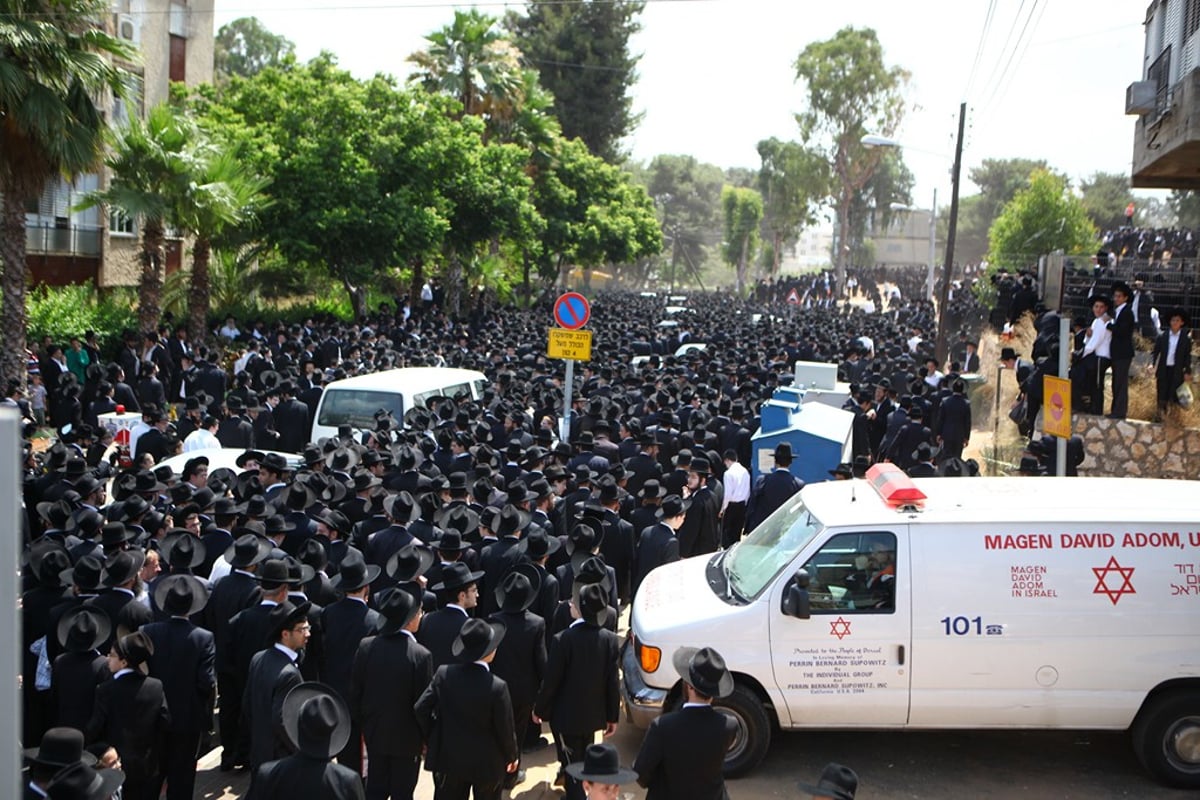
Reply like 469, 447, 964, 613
318, 548, 382, 776
632, 494, 687, 599
205, 532, 269, 771
798, 762, 859, 800
1149, 308, 1193, 418
142, 574, 216, 800
632, 646, 737, 800
133, 407, 171, 465
87, 630, 170, 800
745, 442, 804, 534
349, 585, 431, 800
934, 378, 972, 461
274, 381, 311, 454
887, 404, 934, 470
247, 683, 365, 799
512, 530, 561, 643
488, 568, 547, 777
478, 504, 529, 617
677, 456, 719, 558
418, 561, 484, 670
534, 583, 620, 800
364, 492, 418, 585
243, 599, 312, 770
227, 559, 295, 744
85, 548, 152, 653
1106, 281, 1136, 420
414, 618, 519, 800
49, 607, 111, 733
566, 743, 637, 800
23, 727, 101, 800
218, 396, 254, 449
22, 541, 71, 743
622, 432, 662, 498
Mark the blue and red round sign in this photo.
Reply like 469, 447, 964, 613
553, 292, 591, 330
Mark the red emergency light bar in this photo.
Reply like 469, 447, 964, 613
865, 462, 927, 507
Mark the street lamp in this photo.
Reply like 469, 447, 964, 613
861, 101, 966, 366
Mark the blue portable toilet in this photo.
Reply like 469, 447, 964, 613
751, 387, 854, 485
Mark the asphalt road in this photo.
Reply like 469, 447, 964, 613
196, 720, 1189, 799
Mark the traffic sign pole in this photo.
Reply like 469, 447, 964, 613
550, 292, 592, 442
1057, 316, 1069, 476
561, 358, 574, 443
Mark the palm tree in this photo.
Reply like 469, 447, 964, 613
81, 102, 196, 333
176, 147, 269, 342
0, 0, 133, 385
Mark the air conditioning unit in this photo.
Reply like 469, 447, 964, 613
1126, 80, 1157, 115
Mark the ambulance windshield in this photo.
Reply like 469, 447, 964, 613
723, 495, 822, 600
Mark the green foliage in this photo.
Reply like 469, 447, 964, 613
507, 0, 644, 162
721, 185, 763, 294
409, 10, 525, 123
26, 285, 137, 354
944, 158, 1054, 265
794, 26, 909, 280
214, 17, 295, 81
757, 138, 829, 273
1079, 171, 1134, 231
1168, 190, 1200, 228
987, 169, 1097, 272
636, 154, 726, 284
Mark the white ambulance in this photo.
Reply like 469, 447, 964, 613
623, 465, 1200, 788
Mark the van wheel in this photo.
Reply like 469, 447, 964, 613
714, 684, 771, 778
1132, 689, 1200, 788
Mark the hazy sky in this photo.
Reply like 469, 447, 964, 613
211, 0, 1159, 209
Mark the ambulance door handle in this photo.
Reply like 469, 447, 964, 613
897, 645, 905, 665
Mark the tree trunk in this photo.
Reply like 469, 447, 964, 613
409, 259, 424, 309
445, 252, 464, 319
835, 187, 852, 292
773, 231, 782, 275
188, 236, 211, 343
0, 191, 29, 388
340, 275, 367, 320
138, 218, 166, 334
522, 255, 532, 308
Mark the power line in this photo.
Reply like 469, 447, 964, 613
980, 0, 1049, 114
2, 0, 715, 16
972, 0, 1029, 104
962, 0, 998, 101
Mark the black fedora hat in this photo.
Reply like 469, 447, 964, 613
672, 645, 734, 699
235, 449, 266, 469
433, 529, 472, 554
101, 548, 145, 587
688, 456, 712, 475
797, 762, 859, 800
574, 582, 611, 627
565, 742, 638, 785
434, 505, 480, 538
113, 629, 154, 673
260, 452, 292, 475
254, 558, 291, 588
516, 529, 560, 560
59, 554, 104, 592
56, 607, 111, 654
495, 504, 530, 537
494, 567, 540, 613
46, 760, 124, 800
267, 599, 313, 640
637, 479, 667, 500
225, 533, 273, 569
383, 491, 420, 524
160, 531, 206, 570
571, 554, 612, 595
283, 555, 316, 587
281, 682, 352, 759
154, 573, 209, 617
329, 548, 381, 592
375, 584, 422, 631
24, 727, 97, 770
451, 618, 506, 663
566, 521, 603, 556
655, 494, 691, 520
430, 561, 484, 593
385, 542, 435, 583
33, 547, 71, 588
297, 537, 329, 571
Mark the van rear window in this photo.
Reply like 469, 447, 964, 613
317, 390, 405, 428
414, 382, 471, 409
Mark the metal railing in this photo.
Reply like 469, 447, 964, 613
25, 224, 102, 257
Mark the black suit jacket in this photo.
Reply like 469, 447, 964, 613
1108, 304, 1136, 360
534, 619, 620, 735
205, 570, 263, 675
243, 645, 303, 768
225, 602, 283, 678
274, 398, 311, 453
633, 523, 680, 598
633, 704, 737, 800
676, 485, 719, 559
247, 754, 365, 800
318, 598, 381, 700
85, 588, 152, 654
1152, 329, 1193, 384
416, 606, 469, 671
143, 617, 216, 735
134, 427, 171, 464
86, 671, 171, 772
218, 415, 255, 449
935, 394, 972, 450
349, 631, 432, 758
51, 651, 110, 731
487, 609, 546, 712
414, 663, 517, 782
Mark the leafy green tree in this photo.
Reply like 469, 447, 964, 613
988, 169, 1096, 272
941, 158, 1053, 265
81, 103, 196, 333
756, 138, 829, 274
1080, 171, 1134, 231
721, 186, 763, 295
214, 17, 295, 81
853, 149, 913, 268
794, 26, 908, 287
507, 0, 644, 162
0, 0, 133, 385
1168, 190, 1200, 228
1136, 195, 1174, 228
636, 155, 725, 289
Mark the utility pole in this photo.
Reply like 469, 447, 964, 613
926, 188, 937, 301
935, 102, 966, 366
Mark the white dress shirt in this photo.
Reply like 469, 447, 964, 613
721, 461, 750, 512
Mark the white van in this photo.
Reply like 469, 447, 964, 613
624, 465, 1200, 788
310, 367, 487, 442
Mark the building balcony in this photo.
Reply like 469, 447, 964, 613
25, 223, 102, 257
1131, 67, 1200, 190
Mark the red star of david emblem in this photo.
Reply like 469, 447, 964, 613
829, 616, 852, 640
1092, 556, 1136, 605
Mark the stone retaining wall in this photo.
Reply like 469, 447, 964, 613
1073, 415, 1200, 479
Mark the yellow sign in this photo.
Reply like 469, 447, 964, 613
547, 328, 592, 361
1042, 375, 1072, 438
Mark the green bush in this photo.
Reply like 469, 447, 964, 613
26, 285, 137, 358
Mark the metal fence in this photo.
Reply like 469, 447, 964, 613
25, 224, 102, 257
1058, 256, 1200, 326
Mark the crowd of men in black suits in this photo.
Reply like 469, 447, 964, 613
18, 284, 1002, 799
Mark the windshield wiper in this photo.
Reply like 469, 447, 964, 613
722, 556, 749, 603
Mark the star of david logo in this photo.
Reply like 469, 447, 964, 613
1092, 556, 1136, 605
829, 616, 852, 640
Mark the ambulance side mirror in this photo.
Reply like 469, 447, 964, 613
781, 569, 811, 619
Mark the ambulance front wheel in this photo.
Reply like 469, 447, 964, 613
1132, 688, 1200, 789
714, 684, 771, 778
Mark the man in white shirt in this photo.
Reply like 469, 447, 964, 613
1082, 295, 1113, 414
182, 415, 220, 452
720, 449, 750, 548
